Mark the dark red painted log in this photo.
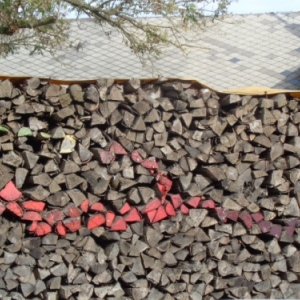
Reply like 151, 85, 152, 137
186, 196, 201, 208
170, 194, 183, 209
180, 204, 189, 215
87, 214, 106, 230
106, 211, 115, 227
225, 210, 239, 222
201, 199, 215, 209
56, 221, 67, 236
34, 222, 52, 236
109, 141, 127, 155
131, 150, 144, 163
98, 149, 115, 164
251, 212, 264, 223
110, 216, 127, 231
287, 219, 298, 228
269, 224, 282, 239
42, 209, 65, 226
258, 220, 272, 233
119, 202, 131, 215
0, 181, 22, 202
239, 211, 253, 229
141, 157, 158, 170
124, 208, 142, 223
6, 202, 23, 217
90, 202, 105, 212
215, 207, 227, 222
285, 226, 295, 237
63, 217, 81, 232
142, 198, 161, 214
21, 211, 42, 221
165, 202, 176, 216
152, 205, 168, 223
22, 200, 45, 212
80, 199, 89, 213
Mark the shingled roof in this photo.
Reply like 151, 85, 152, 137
1, 12, 300, 91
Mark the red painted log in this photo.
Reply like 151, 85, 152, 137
156, 175, 172, 191
28, 221, 38, 233
152, 205, 168, 223
21, 211, 42, 221
87, 214, 106, 230
80, 199, 89, 213
110, 216, 127, 231
56, 221, 67, 236
156, 183, 168, 203
165, 202, 176, 217
6, 202, 23, 217
34, 222, 52, 236
22, 200, 45, 212
170, 194, 183, 209
156, 175, 172, 204
90, 202, 105, 212
0, 181, 22, 202
119, 202, 131, 215
186, 196, 201, 208
142, 198, 161, 214
180, 204, 189, 215
201, 199, 215, 209
63, 217, 81, 232
124, 208, 142, 223
146, 210, 156, 223
106, 211, 115, 227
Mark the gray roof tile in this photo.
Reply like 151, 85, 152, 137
1, 13, 300, 90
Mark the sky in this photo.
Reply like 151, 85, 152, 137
227, 0, 300, 14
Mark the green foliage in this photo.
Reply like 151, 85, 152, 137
0, 0, 233, 62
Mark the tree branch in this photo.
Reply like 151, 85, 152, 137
0, 16, 58, 35
18, 16, 58, 29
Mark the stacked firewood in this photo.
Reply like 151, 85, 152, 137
0, 77, 300, 299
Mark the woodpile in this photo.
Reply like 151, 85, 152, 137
0, 77, 300, 298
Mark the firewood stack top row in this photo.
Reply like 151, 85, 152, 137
0, 77, 300, 299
